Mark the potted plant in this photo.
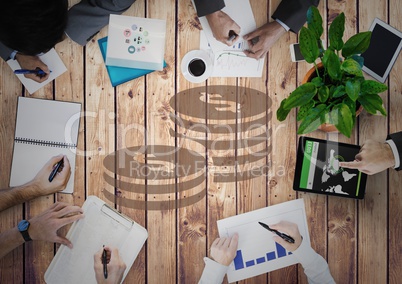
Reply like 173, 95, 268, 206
277, 6, 388, 137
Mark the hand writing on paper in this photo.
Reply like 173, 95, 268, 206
15, 53, 50, 83
243, 21, 286, 59
30, 155, 71, 195
269, 221, 302, 252
339, 139, 395, 175
210, 233, 239, 266
206, 10, 241, 46
94, 246, 126, 284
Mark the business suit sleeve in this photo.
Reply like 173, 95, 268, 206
272, 0, 320, 33
193, 0, 225, 17
387, 131, 402, 171
0, 40, 13, 61
65, 0, 136, 46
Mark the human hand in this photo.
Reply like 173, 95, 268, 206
28, 202, 84, 248
269, 221, 302, 252
205, 10, 241, 46
210, 233, 239, 266
339, 139, 395, 175
94, 247, 126, 284
243, 21, 286, 59
15, 53, 50, 83
30, 155, 71, 195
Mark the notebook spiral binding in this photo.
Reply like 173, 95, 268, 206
15, 137, 77, 149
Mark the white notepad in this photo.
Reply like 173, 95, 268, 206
45, 196, 148, 284
9, 97, 81, 194
7, 48, 67, 94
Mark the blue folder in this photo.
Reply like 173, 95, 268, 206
98, 37, 166, 87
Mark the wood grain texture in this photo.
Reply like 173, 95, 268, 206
295, 1, 328, 283
0, 59, 23, 284
146, 1, 177, 283
176, 1, 207, 283
326, 1, 358, 283
388, 0, 402, 283
358, 1, 388, 284
114, 2, 148, 283
0, 0, 401, 283
268, 0, 298, 282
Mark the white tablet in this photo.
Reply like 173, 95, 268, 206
362, 18, 402, 83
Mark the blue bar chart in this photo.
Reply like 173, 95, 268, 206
234, 242, 293, 271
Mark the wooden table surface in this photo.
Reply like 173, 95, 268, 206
1, 0, 401, 283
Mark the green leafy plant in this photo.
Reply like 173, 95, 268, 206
277, 6, 387, 137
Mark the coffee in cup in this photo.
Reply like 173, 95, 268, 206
188, 58, 206, 77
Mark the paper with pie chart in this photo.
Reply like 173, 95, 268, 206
217, 199, 310, 283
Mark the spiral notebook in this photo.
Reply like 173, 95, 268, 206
45, 196, 148, 284
9, 97, 81, 194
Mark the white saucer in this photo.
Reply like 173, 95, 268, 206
181, 50, 213, 83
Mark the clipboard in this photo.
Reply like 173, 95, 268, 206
45, 196, 148, 284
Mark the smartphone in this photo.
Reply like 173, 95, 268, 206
290, 43, 305, 62
290, 40, 325, 62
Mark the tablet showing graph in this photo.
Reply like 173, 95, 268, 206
217, 199, 309, 283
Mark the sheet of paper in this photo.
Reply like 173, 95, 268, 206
217, 199, 310, 283
9, 97, 81, 194
200, 31, 264, 77
45, 196, 148, 284
196, 0, 257, 53
7, 48, 67, 94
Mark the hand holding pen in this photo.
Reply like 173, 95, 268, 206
94, 246, 126, 284
259, 221, 303, 252
31, 155, 71, 195
14, 53, 50, 83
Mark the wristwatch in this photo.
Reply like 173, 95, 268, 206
17, 220, 32, 242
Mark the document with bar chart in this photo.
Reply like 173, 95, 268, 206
217, 199, 310, 283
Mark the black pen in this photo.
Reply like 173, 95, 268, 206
258, 221, 295, 243
48, 158, 64, 182
102, 246, 108, 279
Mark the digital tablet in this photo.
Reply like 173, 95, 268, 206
361, 18, 402, 83
293, 136, 367, 199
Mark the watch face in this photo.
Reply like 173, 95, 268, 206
18, 220, 30, 231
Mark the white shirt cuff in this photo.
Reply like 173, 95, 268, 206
275, 19, 290, 31
386, 139, 400, 169
198, 257, 228, 284
10, 50, 18, 60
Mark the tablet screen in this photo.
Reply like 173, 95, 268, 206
293, 137, 367, 199
362, 18, 402, 83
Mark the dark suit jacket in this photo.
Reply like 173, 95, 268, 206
0, 0, 136, 60
388, 131, 402, 171
194, 0, 319, 33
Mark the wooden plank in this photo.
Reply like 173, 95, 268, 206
24, 84, 55, 283
54, 0, 86, 252
0, 58, 24, 283
206, 82, 237, 284
237, 0, 268, 283
388, 0, 402, 282
357, 1, 388, 283
268, 0, 298, 282
84, 12, 115, 204
294, 1, 328, 284
176, 2, 207, 283
326, 1, 358, 283
146, 0, 176, 283
113, 2, 147, 283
